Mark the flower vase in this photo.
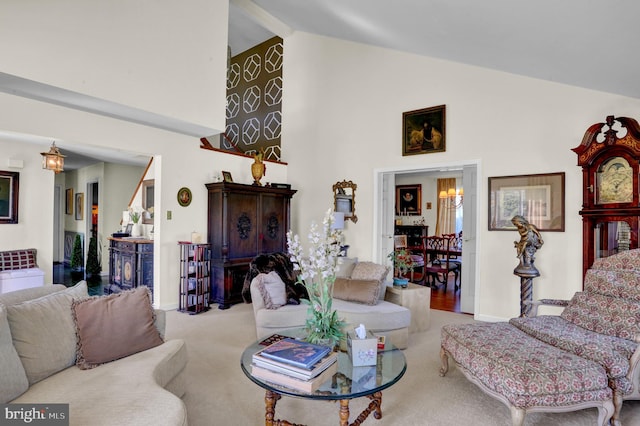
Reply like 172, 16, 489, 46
251, 153, 265, 186
131, 223, 142, 237
304, 288, 343, 349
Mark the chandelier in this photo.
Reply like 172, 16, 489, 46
40, 142, 65, 173
439, 187, 463, 209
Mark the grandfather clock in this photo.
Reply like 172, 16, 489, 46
572, 115, 640, 277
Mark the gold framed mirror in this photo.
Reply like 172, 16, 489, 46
142, 179, 154, 224
333, 180, 357, 223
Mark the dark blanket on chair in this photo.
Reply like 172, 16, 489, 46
242, 252, 309, 304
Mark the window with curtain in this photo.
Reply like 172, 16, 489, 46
435, 178, 457, 236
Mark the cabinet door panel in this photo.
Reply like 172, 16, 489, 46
260, 194, 287, 254
226, 193, 258, 259
120, 252, 136, 289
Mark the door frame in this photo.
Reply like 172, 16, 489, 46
372, 159, 481, 316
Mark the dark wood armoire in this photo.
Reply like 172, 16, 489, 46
572, 115, 640, 277
206, 182, 296, 309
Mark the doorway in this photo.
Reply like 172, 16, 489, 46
87, 181, 99, 241
374, 161, 479, 315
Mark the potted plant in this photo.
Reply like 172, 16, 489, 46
85, 235, 102, 288
387, 249, 414, 287
129, 207, 142, 237
70, 234, 84, 283
287, 208, 346, 347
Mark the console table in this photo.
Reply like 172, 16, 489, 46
107, 237, 154, 298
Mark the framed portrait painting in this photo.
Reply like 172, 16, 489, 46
488, 172, 565, 231
75, 193, 84, 221
0, 171, 19, 224
65, 188, 73, 215
177, 187, 192, 207
395, 184, 422, 216
402, 105, 446, 156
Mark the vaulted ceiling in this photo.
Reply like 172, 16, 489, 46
230, 0, 640, 100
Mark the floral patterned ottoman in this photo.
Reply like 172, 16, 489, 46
440, 322, 614, 426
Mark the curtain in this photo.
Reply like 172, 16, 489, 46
435, 178, 456, 236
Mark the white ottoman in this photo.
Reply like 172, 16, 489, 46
0, 268, 45, 294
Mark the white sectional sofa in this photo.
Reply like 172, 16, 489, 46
1, 282, 188, 426
250, 258, 411, 349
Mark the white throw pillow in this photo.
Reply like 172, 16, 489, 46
257, 271, 287, 309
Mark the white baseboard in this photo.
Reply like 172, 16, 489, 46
474, 313, 509, 323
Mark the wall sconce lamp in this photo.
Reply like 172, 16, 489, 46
439, 187, 463, 209
40, 142, 65, 173
331, 211, 349, 256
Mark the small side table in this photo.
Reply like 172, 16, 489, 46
384, 283, 430, 332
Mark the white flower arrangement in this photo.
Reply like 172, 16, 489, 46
287, 208, 345, 346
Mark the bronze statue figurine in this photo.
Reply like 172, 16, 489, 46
512, 215, 544, 316
512, 215, 543, 277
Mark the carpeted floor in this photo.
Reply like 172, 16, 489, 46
164, 303, 640, 426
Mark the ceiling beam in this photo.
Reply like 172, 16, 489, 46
231, 0, 294, 38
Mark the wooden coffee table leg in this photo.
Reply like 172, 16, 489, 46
345, 391, 383, 426
371, 391, 382, 419
339, 399, 350, 426
265, 390, 280, 426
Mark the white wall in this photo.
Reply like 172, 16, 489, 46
0, 0, 292, 309
281, 32, 640, 320
0, 0, 227, 130
102, 163, 147, 267
0, 140, 55, 279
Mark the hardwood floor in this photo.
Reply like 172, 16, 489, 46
408, 271, 462, 313
429, 277, 461, 313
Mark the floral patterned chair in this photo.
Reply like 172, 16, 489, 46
440, 249, 640, 426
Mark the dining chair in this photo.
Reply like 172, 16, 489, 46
441, 233, 462, 264
423, 236, 461, 291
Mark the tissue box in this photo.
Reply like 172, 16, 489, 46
347, 330, 378, 366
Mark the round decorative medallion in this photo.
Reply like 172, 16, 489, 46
177, 187, 192, 207
237, 213, 252, 240
266, 214, 279, 239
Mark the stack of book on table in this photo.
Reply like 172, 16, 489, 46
251, 336, 338, 393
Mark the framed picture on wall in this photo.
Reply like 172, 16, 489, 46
402, 105, 446, 156
65, 188, 73, 215
75, 193, 84, 221
395, 184, 422, 216
0, 170, 19, 224
488, 172, 565, 231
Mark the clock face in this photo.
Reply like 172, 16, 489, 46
597, 157, 633, 204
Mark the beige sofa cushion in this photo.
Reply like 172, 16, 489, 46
350, 262, 389, 301
0, 303, 28, 402
10, 339, 188, 426
333, 277, 380, 305
336, 257, 358, 278
332, 298, 411, 331
72, 287, 164, 370
7, 281, 87, 385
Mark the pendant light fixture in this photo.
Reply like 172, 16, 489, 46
40, 142, 65, 173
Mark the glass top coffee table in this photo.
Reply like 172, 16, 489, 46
240, 331, 406, 426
